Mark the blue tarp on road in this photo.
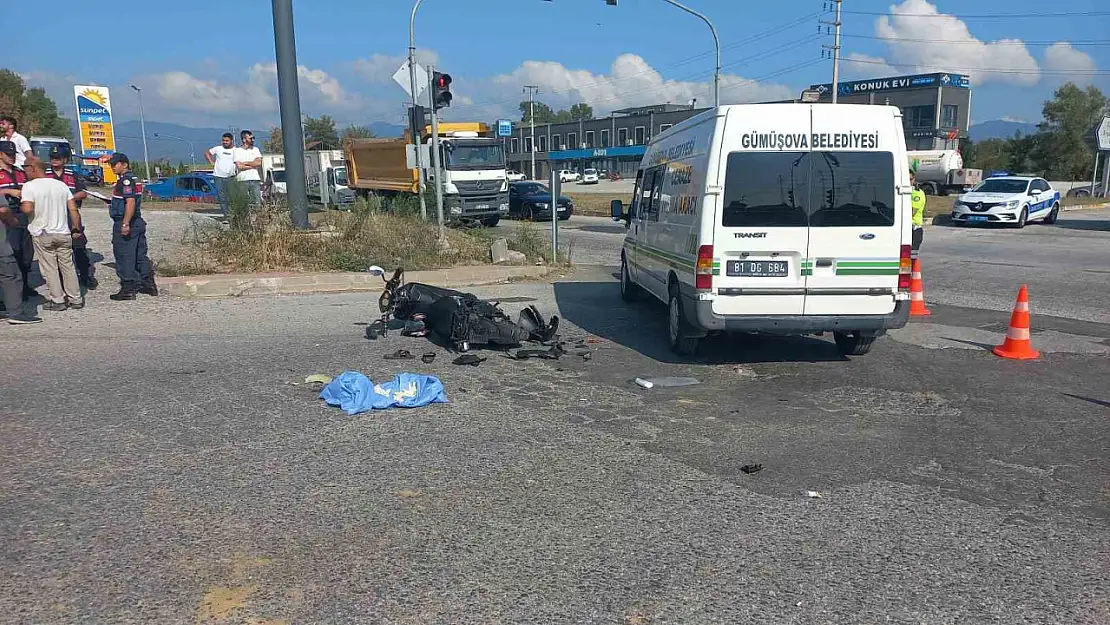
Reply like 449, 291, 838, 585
319, 371, 448, 415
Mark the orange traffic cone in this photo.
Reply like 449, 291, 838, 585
992, 285, 1040, 360
909, 258, 931, 317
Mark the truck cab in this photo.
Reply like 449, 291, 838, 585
428, 129, 509, 225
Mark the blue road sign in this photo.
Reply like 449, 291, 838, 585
497, 119, 513, 137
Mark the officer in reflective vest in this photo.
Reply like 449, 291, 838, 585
910, 170, 925, 255
0, 140, 36, 299
46, 144, 98, 290
105, 153, 157, 300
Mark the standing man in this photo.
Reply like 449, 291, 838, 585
206, 132, 237, 219
105, 153, 156, 301
233, 130, 263, 209
0, 116, 33, 167
909, 170, 925, 256
46, 144, 98, 290
0, 140, 35, 299
0, 161, 41, 324
20, 157, 83, 311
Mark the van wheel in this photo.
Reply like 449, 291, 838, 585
834, 331, 876, 356
668, 286, 700, 356
1043, 203, 1060, 225
620, 255, 641, 302
921, 181, 939, 196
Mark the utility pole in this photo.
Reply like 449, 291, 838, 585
821, 0, 843, 103
524, 85, 539, 180
271, 0, 310, 229
409, 0, 429, 220
129, 85, 152, 182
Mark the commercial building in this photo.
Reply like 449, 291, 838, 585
504, 72, 973, 178
808, 72, 973, 150
505, 103, 708, 181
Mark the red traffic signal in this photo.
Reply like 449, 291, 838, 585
432, 71, 452, 110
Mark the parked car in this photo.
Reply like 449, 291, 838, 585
558, 169, 580, 183
508, 181, 573, 220
1066, 183, 1105, 198
951, 176, 1060, 228
580, 168, 599, 184
144, 173, 219, 203
506, 169, 526, 182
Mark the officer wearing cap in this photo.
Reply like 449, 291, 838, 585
105, 153, 156, 300
0, 140, 36, 299
46, 144, 98, 290
910, 169, 925, 256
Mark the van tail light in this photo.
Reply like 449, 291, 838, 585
695, 245, 714, 291
898, 244, 912, 291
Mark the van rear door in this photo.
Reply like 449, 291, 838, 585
804, 106, 902, 316
711, 110, 811, 316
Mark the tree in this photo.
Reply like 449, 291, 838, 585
519, 100, 557, 124
341, 124, 375, 143
264, 126, 283, 152
567, 102, 594, 121
303, 114, 339, 149
0, 69, 73, 141
1032, 83, 1107, 180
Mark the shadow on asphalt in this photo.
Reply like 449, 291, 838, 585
553, 280, 848, 365
1049, 218, 1110, 232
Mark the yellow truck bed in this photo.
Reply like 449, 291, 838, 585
344, 138, 418, 193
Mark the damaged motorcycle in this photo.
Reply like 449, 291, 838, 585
367, 266, 559, 352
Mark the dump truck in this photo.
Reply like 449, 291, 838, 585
345, 122, 509, 225
907, 149, 982, 196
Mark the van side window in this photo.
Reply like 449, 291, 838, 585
809, 151, 895, 227
721, 152, 809, 227
629, 170, 645, 219
641, 167, 664, 222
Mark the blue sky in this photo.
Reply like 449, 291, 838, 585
7, 0, 1107, 131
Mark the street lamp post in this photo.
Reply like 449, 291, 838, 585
153, 132, 196, 169
409, 0, 430, 221
129, 84, 153, 181
659, 0, 720, 107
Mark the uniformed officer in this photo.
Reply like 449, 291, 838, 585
0, 140, 36, 299
47, 145, 98, 290
105, 153, 156, 300
910, 170, 926, 256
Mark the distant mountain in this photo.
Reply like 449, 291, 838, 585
969, 120, 1039, 141
370, 122, 406, 138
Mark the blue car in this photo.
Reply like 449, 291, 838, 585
144, 173, 218, 203
508, 181, 574, 220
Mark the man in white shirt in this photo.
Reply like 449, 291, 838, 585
20, 157, 83, 310
205, 132, 237, 218
233, 130, 263, 209
0, 116, 34, 167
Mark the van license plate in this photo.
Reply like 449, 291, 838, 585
727, 260, 788, 277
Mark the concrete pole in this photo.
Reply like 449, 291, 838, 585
130, 85, 152, 181
524, 85, 539, 179
1102, 152, 1109, 199
409, 0, 429, 221
271, 0, 310, 229
661, 0, 720, 107
1090, 152, 1099, 198
831, 0, 842, 104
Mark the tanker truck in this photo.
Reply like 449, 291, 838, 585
345, 122, 509, 226
907, 149, 982, 196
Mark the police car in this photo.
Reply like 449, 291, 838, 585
951, 176, 1060, 228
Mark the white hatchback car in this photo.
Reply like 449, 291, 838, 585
506, 169, 526, 182
580, 168, 599, 184
558, 169, 581, 183
952, 176, 1061, 228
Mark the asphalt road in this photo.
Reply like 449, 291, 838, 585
499, 207, 1110, 324
1, 262, 1108, 623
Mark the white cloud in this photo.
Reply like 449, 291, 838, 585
1042, 42, 1097, 74
351, 49, 439, 84
465, 53, 795, 118
1000, 115, 1028, 123
151, 63, 357, 117
868, 0, 1041, 85
844, 52, 899, 79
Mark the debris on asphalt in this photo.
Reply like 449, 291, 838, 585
319, 371, 448, 414
801, 490, 824, 499
421, 352, 436, 364
305, 373, 333, 386
634, 378, 655, 389
384, 349, 415, 360
510, 343, 566, 360
638, 376, 701, 388
453, 354, 487, 367
740, 464, 764, 474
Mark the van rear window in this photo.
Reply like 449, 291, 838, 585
721, 152, 809, 227
721, 151, 896, 228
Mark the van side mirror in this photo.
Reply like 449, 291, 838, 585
611, 199, 626, 221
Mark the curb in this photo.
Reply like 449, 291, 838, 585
158, 265, 552, 298
1063, 201, 1110, 212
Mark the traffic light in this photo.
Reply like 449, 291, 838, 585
432, 72, 452, 110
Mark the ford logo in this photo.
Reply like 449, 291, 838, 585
859, 233, 876, 240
